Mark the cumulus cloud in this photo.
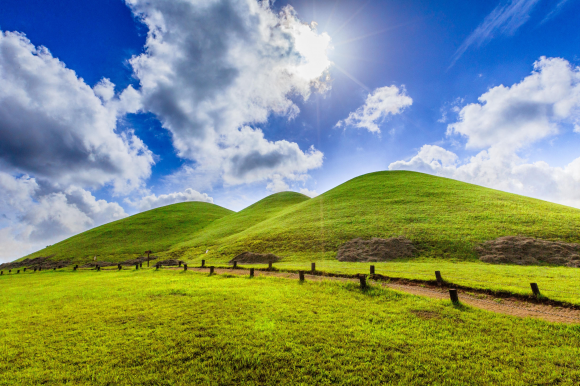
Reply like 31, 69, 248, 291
335, 86, 412, 133
126, 0, 330, 188
0, 31, 154, 194
0, 172, 127, 261
390, 57, 580, 208
451, 0, 541, 67
448, 57, 580, 150
127, 188, 214, 211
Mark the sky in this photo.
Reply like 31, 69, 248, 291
0, 0, 579, 261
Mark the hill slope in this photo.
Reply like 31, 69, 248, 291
24, 202, 234, 263
21, 171, 580, 264
168, 171, 580, 262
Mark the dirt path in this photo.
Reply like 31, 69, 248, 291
185, 267, 580, 324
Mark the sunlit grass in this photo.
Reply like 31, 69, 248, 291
1, 269, 580, 385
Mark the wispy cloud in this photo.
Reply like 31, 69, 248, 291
450, 0, 541, 68
540, 0, 573, 24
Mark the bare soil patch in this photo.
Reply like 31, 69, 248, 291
0, 256, 71, 270
229, 252, 281, 264
336, 237, 415, 262
477, 236, 580, 267
157, 259, 184, 266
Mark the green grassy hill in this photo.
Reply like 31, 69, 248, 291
21, 171, 580, 265
24, 201, 234, 263
169, 171, 580, 262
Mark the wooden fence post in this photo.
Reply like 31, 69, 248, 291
250, 268, 254, 278
268, 262, 273, 270
23, 268, 27, 272
233, 261, 237, 269
311, 263, 316, 274
184, 264, 188, 271
359, 274, 367, 289
209, 266, 215, 275
449, 289, 459, 303
97, 265, 100, 271
530, 283, 541, 297
135, 263, 139, 270
179, 261, 182, 267
370, 265, 375, 275
435, 271, 443, 285
299, 271, 305, 282
201, 260, 205, 268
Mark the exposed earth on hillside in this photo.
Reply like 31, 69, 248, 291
0, 256, 71, 270
477, 236, 580, 267
337, 237, 416, 262
229, 252, 281, 264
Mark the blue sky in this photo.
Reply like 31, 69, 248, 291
1, 0, 579, 260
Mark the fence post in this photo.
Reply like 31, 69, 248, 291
201, 260, 205, 268
23, 268, 26, 272
268, 262, 273, 270
74, 265, 78, 271
449, 289, 459, 303
250, 268, 254, 278
311, 263, 316, 274
135, 263, 139, 270
156, 263, 159, 270
359, 274, 367, 289
39, 267, 42, 271
1, 271, 3, 275
17, 270, 20, 274
530, 283, 541, 297
184, 264, 188, 271
140, 263, 143, 268
97, 265, 100, 272
435, 271, 443, 285
179, 261, 182, 267
209, 266, 215, 275
233, 261, 237, 269
299, 271, 305, 282
370, 265, 375, 275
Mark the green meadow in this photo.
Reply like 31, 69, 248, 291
1, 269, 580, 385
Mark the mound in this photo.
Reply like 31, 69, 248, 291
336, 237, 415, 262
477, 236, 580, 267
229, 252, 281, 264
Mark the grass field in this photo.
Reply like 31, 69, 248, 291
1, 269, 579, 385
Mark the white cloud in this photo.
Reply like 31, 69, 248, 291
0, 31, 154, 194
448, 57, 580, 150
299, 188, 318, 197
126, 0, 330, 188
451, 0, 541, 67
0, 172, 127, 262
127, 188, 214, 212
266, 176, 290, 193
390, 57, 580, 208
336, 86, 412, 133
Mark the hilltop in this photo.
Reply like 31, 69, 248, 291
20, 171, 580, 265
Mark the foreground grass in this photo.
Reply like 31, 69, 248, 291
1, 269, 580, 385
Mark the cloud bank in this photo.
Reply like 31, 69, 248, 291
391, 57, 580, 207
126, 0, 329, 187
